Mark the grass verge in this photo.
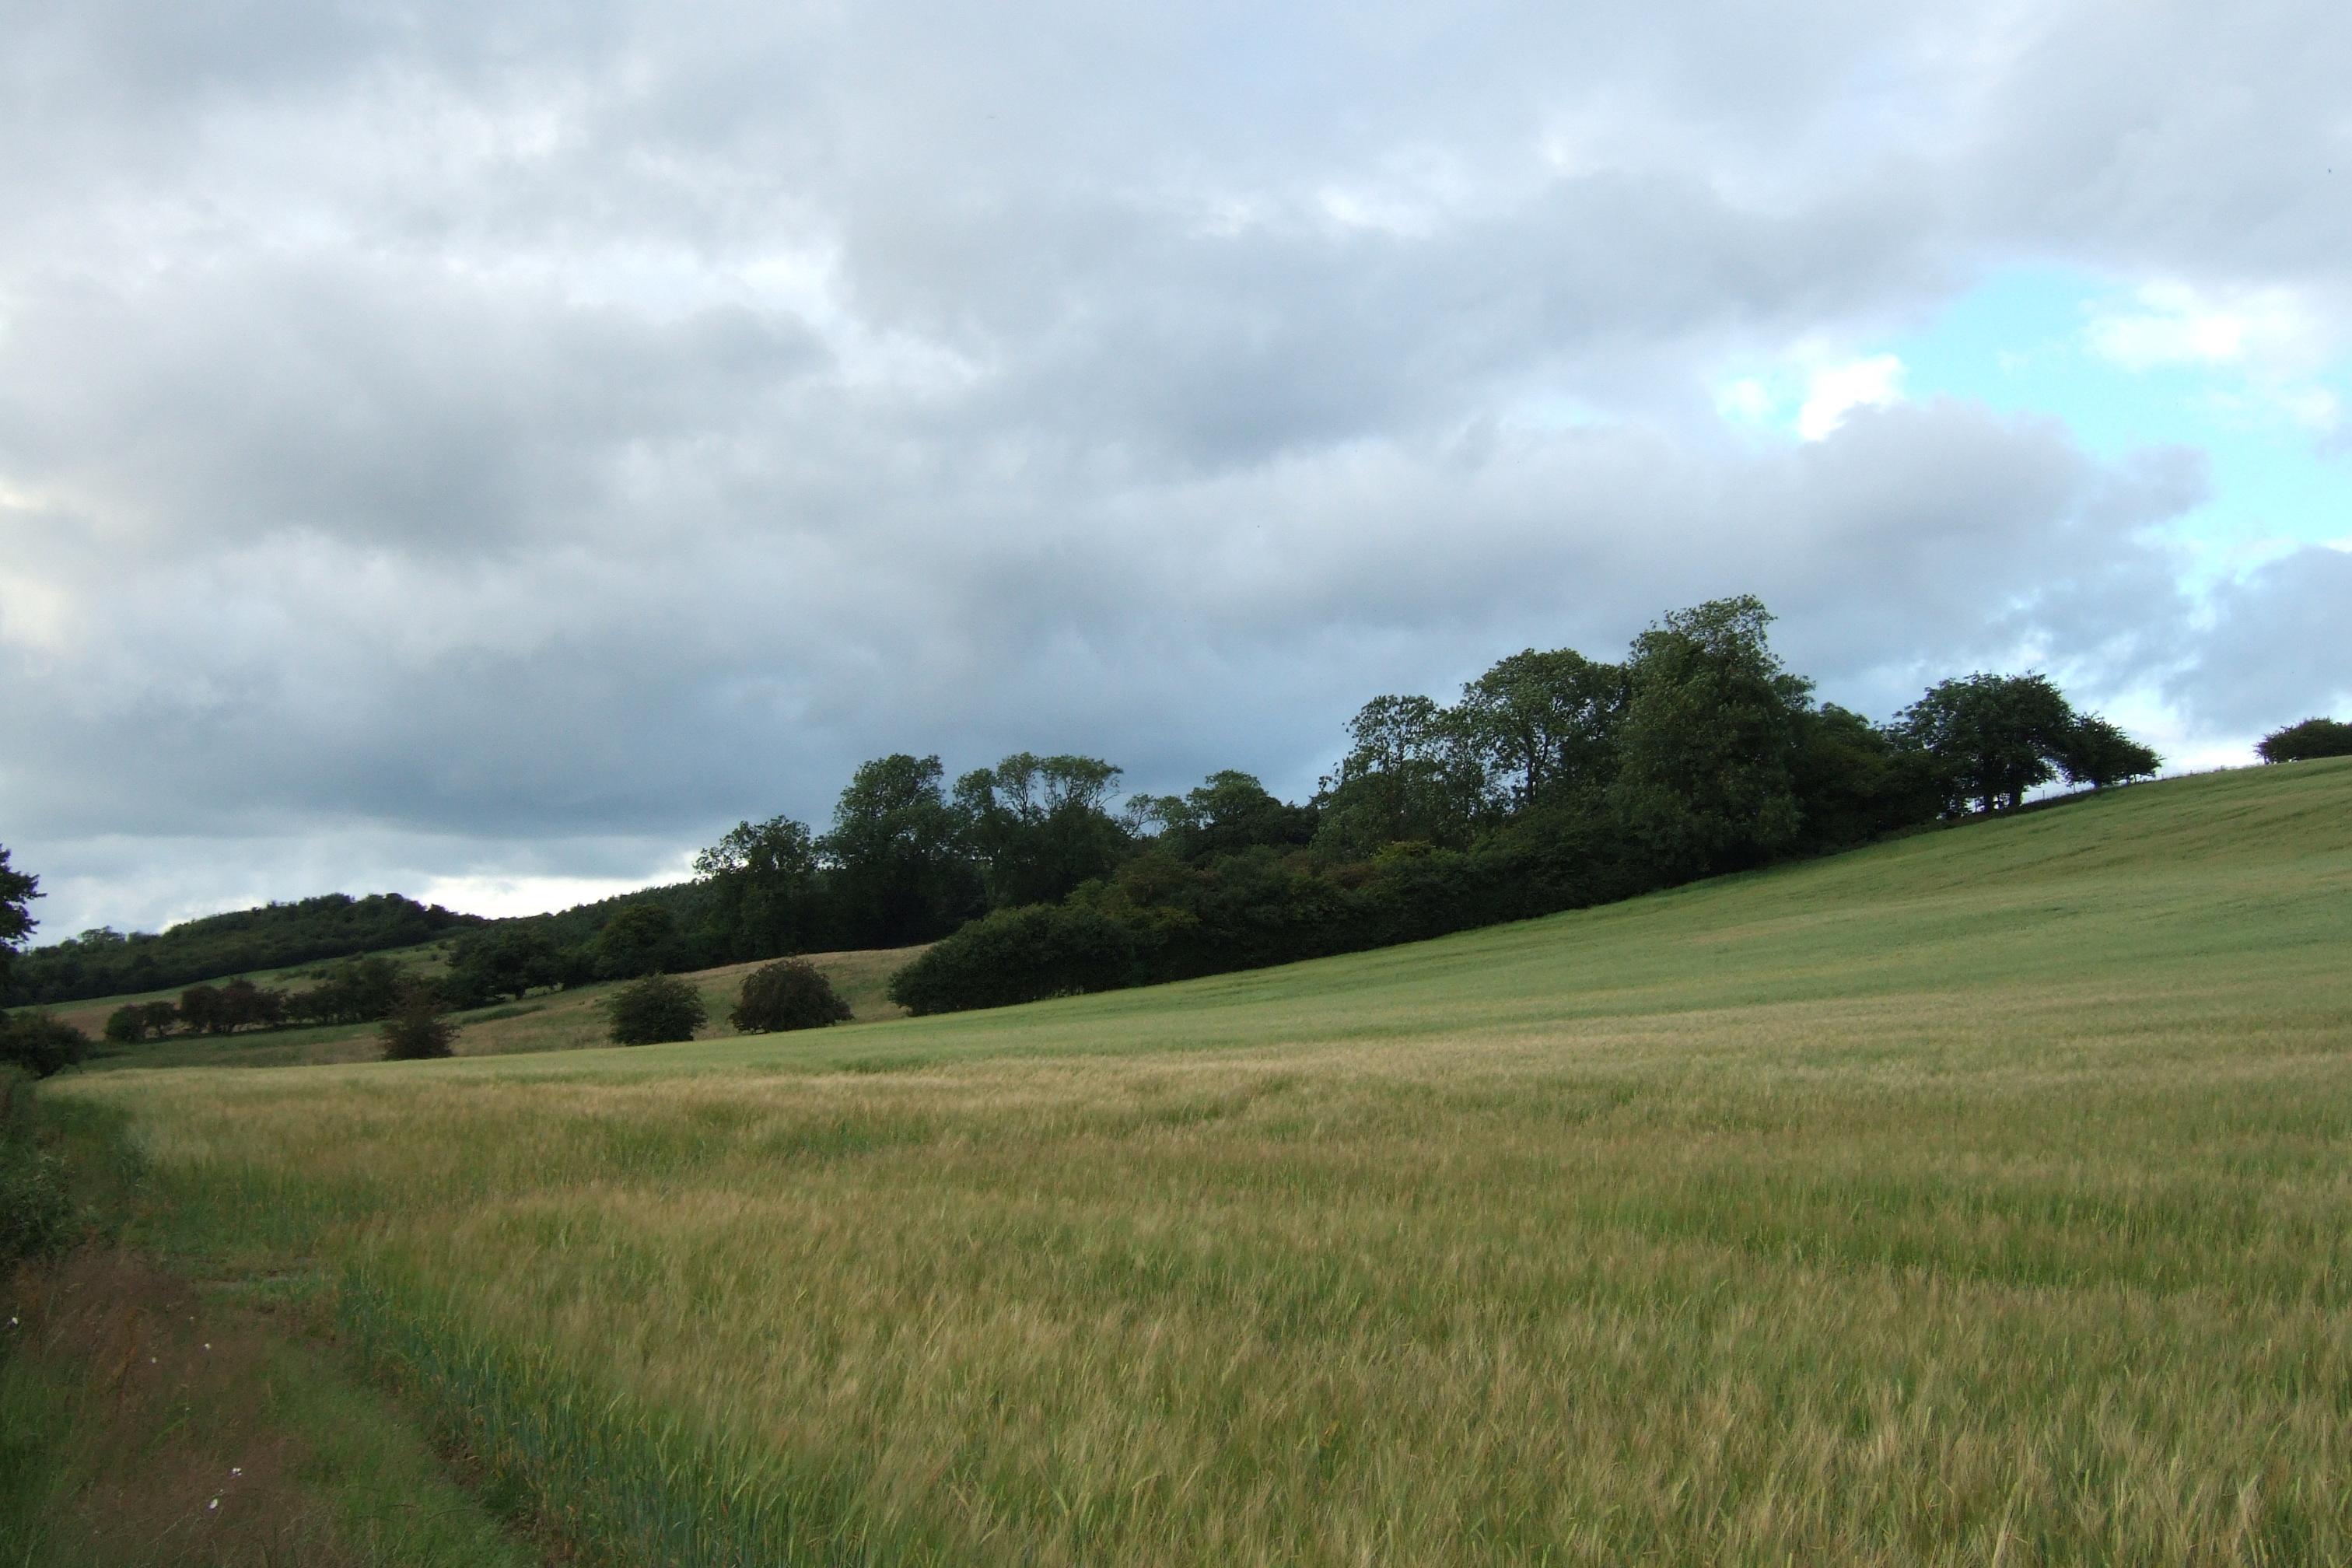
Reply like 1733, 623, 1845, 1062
0, 1090, 536, 1567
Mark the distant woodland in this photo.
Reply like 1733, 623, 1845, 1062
9, 893, 480, 1006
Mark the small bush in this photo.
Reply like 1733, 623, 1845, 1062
730, 959, 853, 1034
0, 1010, 91, 1080
607, 974, 706, 1045
2256, 717, 2352, 764
380, 987, 458, 1061
103, 1006, 146, 1045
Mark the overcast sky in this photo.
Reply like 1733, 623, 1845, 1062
4, 0, 2347, 940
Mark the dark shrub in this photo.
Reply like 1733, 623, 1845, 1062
2256, 718, 2352, 764
380, 985, 458, 1061
0, 1011, 90, 1080
730, 959, 852, 1034
607, 974, 706, 1045
103, 1005, 146, 1045
887, 904, 1139, 1017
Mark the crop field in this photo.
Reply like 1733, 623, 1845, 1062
33, 760, 2352, 1564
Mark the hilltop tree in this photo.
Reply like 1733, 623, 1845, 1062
2256, 717, 2352, 764
1610, 596, 1805, 873
1786, 703, 1946, 852
1899, 672, 2081, 815
1130, 771, 1316, 865
2060, 714, 2162, 790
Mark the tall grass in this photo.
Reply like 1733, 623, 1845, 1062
53, 760, 2352, 1564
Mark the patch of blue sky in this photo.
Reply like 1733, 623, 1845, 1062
1717, 264, 2352, 584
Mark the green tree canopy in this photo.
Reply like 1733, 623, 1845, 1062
591, 901, 681, 979
1318, 693, 1485, 854
607, 973, 706, 1046
693, 815, 821, 960
2256, 717, 2352, 764
730, 958, 853, 1034
0, 845, 38, 999
953, 753, 1129, 909
1899, 672, 2080, 814
1454, 648, 1628, 814
1132, 771, 1316, 865
823, 754, 978, 947
2060, 714, 2162, 789
1610, 595, 1806, 873
447, 926, 565, 1006
0, 1011, 87, 1080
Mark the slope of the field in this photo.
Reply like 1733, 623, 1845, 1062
46, 760, 2352, 1566
44, 938, 452, 1041
61, 944, 917, 1070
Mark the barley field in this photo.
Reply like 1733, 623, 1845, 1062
49, 760, 2352, 1564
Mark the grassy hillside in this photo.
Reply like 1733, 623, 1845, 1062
35, 760, 2352, 1565
61, 945, 917, 1071
44, 939, 453, 1038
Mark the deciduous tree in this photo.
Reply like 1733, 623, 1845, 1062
1611, 596, 1805, 873
1899, 672, 2079, 815
2256, 717, 2352, 764
607, 973, 706, 1045
2060, 714, 2162, 789
694, 815, 821, 960
823, 754, 978, 947
954, 753, 1129, 909
1455, 648, 1628, 814
0, 845, 37, 999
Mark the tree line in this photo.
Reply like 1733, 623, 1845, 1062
883, 597, 2165, 1013
96, 955, 422, 1044
26, 594, 2342, 1056
453, 596, 2170, 1016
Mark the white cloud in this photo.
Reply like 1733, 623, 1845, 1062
1797, 355, 1906, 440
1715, 376, 1776, 424
2086, 282, 2343, 435
2086, 282, 2323, 373
419, 870, 690, 919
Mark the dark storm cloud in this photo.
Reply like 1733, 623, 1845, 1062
1, 0, 2343, 935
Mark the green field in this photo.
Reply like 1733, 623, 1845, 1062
27, 760, 2352, 1563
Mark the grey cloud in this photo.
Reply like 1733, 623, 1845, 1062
0, 264, 826, 553
2166, 548, 2352, 731
2, 0, 2344, 937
